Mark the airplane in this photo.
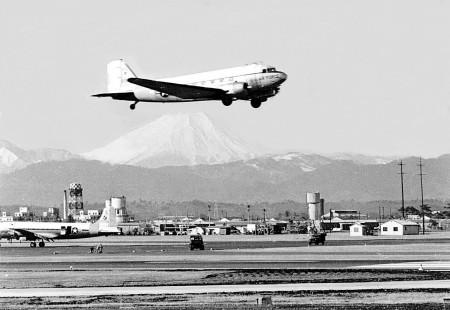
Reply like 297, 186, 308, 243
92, 60, 287, 110
0, 205, 120, 247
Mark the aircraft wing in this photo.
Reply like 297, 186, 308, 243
12, 228, 58, 241
128, 78, 226, 99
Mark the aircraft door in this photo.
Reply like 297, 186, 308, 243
60, 226, 71, 235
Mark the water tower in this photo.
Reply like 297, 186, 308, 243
306, 192, 321, 221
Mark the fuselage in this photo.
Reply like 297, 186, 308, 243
0, 221, 104, 240
133, 63, 287, 102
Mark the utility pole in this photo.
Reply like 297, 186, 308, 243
398, 160, 406, 219
208, 205, 211, 227
378, 206, 381, 229
263, 208, 266, 235
418, 157, 425, 235
329, 208, 332, 233
247, 205, 251, 223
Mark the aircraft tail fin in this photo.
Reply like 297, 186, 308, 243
97, 205, 120, 234
107, 59, 137, 93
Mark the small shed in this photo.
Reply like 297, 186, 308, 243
349, 222, 368, 236
380, 220, 420, 235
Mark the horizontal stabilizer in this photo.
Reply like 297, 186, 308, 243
91, 92, 137, 101
128, 78, 226, 100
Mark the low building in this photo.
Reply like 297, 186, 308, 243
438, 219, 450, 230
349, 222, 369, 236
322, 219, 378, 232
380, 220, 420, 235
1, 212, 13, 222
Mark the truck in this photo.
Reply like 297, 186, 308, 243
189, 234, 205, 250
308, 232, 326, 246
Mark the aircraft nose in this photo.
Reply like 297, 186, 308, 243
279, 72, 288, 82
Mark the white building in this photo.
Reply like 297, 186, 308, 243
380, 220, 420, 236
349, 222, 369, 236
87, 210, 99, 219
1, 212, 13, 222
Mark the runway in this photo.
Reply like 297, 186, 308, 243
2, 280, 450, 298
2, 234, 450, 308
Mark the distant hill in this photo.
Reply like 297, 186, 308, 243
0, 155, 448, 207
0, 139, 80, 174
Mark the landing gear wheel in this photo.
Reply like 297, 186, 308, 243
222, 97, 233, 107
30, 242, 36, 248
130, 101, 138, 110
39, 241, 45, 247
251, 99, 262, 108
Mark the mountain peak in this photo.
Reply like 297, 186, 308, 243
82, 112, 261, 168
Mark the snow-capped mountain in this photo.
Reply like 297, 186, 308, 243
328, 153, 398, 165
245, 152, 332, 172
82, 112, 263, 168
0, 139, 79, 174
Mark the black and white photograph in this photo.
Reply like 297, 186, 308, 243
0, 0, 450, 309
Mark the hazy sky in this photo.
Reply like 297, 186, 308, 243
0, 0, 449, 158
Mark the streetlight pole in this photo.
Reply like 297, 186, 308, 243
247, 205, 250, 223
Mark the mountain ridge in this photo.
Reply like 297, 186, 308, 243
0, 155, 448, 207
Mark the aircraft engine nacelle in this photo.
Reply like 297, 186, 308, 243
223, 82, 248, 96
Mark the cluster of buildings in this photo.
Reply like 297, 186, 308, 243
0, 186, 445, 238
1, 207, 59, 222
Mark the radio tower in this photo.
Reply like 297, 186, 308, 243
68, 183, 84, 220
398, 160, 406, 219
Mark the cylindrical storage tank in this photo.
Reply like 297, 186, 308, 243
111, 197, 126, 210
307, 192, 321, 220
319, 199, 325, 218
308, 204, 316, 221
306, 192, 320, 204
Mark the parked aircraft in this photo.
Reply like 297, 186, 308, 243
92, 60, 287, 110
0, 205, 120, 247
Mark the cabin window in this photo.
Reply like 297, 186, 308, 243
382, 227, 387, 231
262, 69, 267, 73
393, 227, 398, 231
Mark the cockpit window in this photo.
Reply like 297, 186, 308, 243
268, 68, 276, 72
